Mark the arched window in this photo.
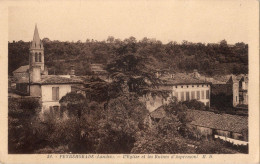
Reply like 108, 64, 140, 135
35, 53, 38, 62
39, 53, 42, 62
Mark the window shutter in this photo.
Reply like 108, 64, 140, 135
201, 90, 204, 99
186, 92, 190, 101
191, 91, 195, 99
206, 90, 209, 99
197, 91, 200, 100
175, 92, 178, 100
52, 87, 56, 101
181, 92, 184, 101
56, 87, 59, 100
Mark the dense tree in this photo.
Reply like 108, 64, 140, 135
182, 99, 208, 111
59, 92, 86, 118
95, 93, 148, 153
106, 52, 162, 97
131, 99, 193, 153
8, 37, 249, 154
9, 93, 247, 154
25, 92, 148, 154
9, 38, 248, 76
8, 98, 41, 153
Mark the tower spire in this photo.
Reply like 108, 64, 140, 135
29, 24, 46, 74
31, 24, 42, 49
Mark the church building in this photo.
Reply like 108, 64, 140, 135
12, 25, 84, 112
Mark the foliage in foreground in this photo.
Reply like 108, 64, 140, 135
8, 98, 41, 153
8, 95, 247, 154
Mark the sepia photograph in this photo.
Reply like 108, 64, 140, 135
0, 0, 259, 163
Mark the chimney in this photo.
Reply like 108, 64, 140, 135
70, 65, 75, 77
193, 69, 200, 78
31, 65, 41, 82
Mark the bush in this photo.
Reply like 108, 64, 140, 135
182, 99, 206, 111
8, 97, 41, 153
34, 145, 70, 154
195, 140, 230, 154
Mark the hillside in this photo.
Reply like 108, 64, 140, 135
8, 38, 248, 76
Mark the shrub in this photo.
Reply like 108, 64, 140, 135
182, 99, 206, 110
8, 97, 41, 153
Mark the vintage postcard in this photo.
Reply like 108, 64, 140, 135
0, 0, 259, 163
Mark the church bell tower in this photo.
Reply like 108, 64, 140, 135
29, 25, 47, 74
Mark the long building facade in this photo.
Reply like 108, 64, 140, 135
143, 72, 211, 112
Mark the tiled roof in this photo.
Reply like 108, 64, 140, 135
188, 110, 248, 133
13, 65, 29, 73
15, 75, 84, 85
150, 107, 248, 133
39, 75, 83, 84
150, 105, 166, 119
17, 78, 29, 83
160, 73, 211, 85
203, 77, 225, 84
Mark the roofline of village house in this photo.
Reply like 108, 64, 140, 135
159, 82, 212, 86
29, 82, 83, 85
190, 123, 245, 134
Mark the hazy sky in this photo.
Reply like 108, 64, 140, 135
8, 1, 250, 44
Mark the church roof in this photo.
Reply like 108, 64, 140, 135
15, 74, 83, 85
37, 75, 83, 85
13, 65, 29, 73
31, 25, 43, 49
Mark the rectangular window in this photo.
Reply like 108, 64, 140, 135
191, 91, 195, 99
35, 54, 38, 62
201, 90, 205, 99
197, 91, 200, 100
181, 92, 184, 101
206, 90, 209, 99
53, 106, 59, 115
186, 92, 190, 101
175, 92, 179, 100
39, 53, 42, 62
52, 87, 59, 101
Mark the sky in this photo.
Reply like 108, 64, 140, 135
8, 1, 251, 44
